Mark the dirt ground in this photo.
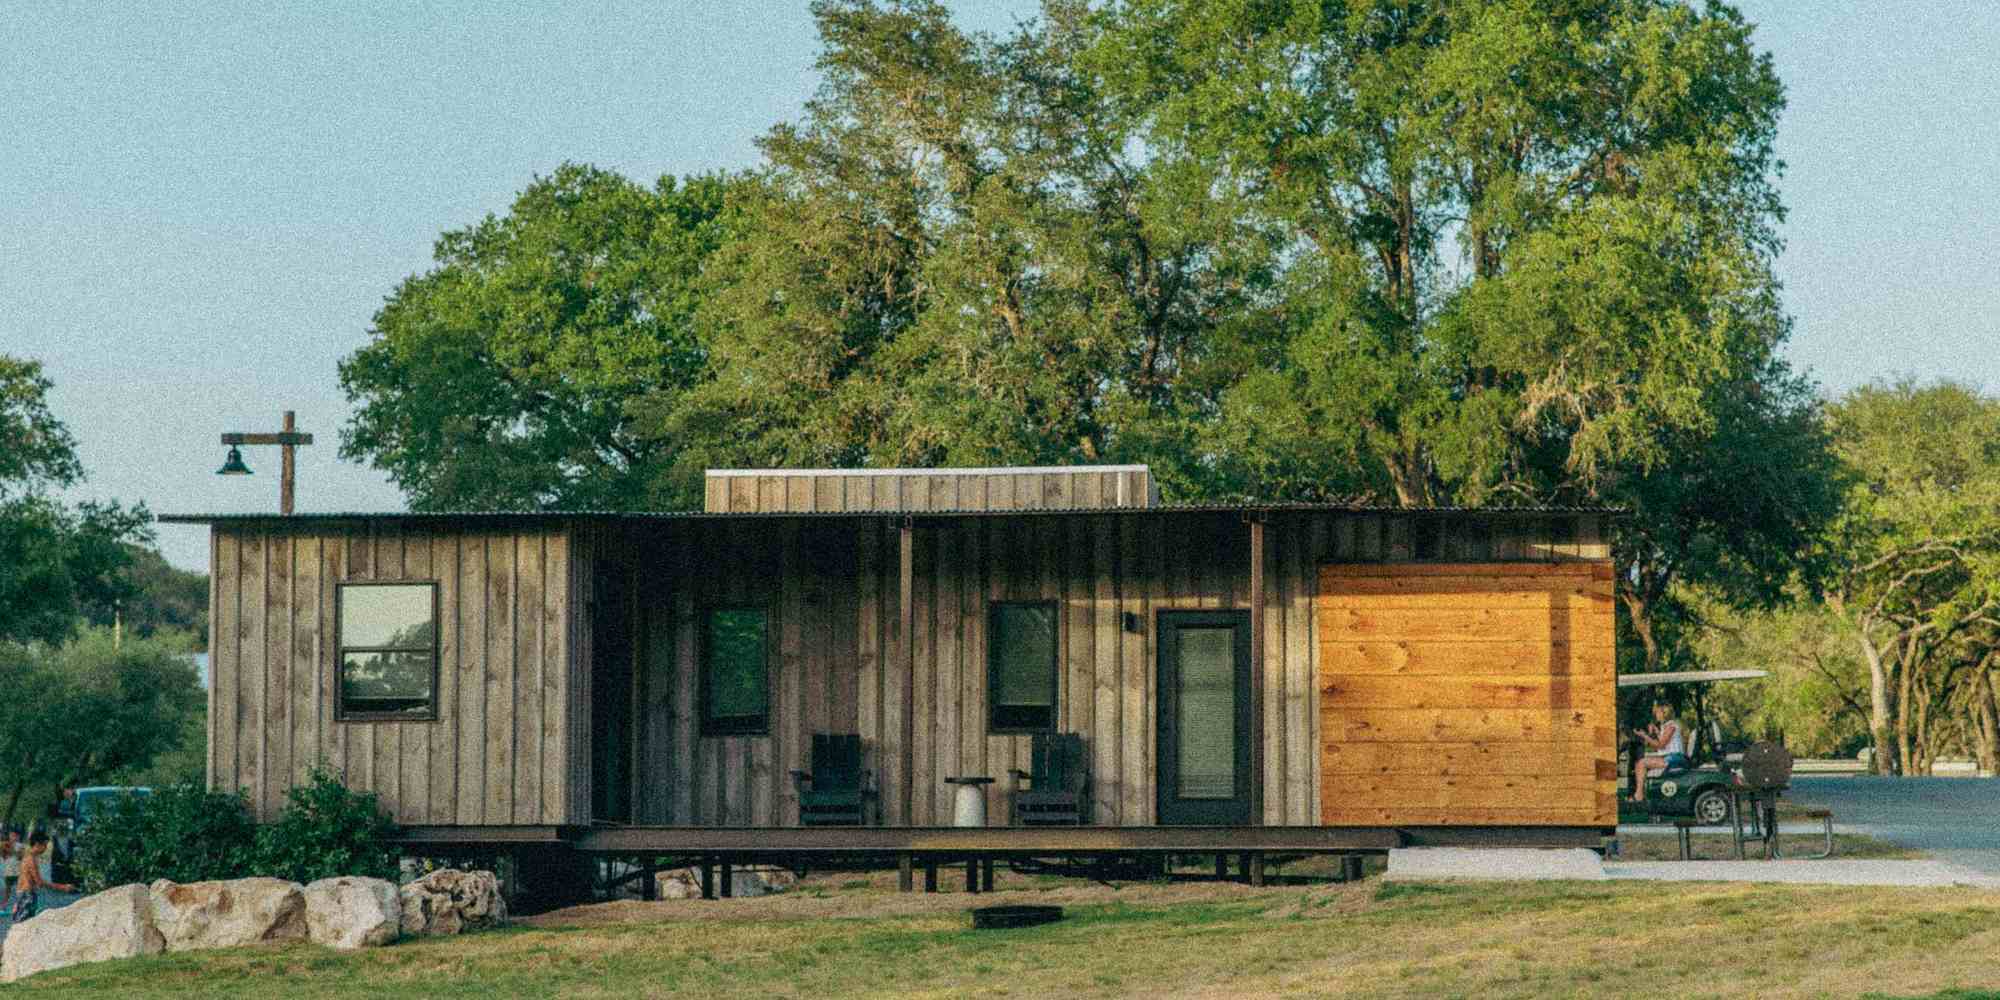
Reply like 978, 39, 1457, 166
521, 861, 1343, 927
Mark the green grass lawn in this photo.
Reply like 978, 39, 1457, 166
7, 868, 2000, 999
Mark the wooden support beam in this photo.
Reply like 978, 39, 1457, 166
1248, 516, 1265, 825
898, 853, 914, 893
964, 857, 979, 893
923, 859, 938, 893
900, 517, 915, 823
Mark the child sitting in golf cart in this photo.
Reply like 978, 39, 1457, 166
1630, 701, 1688, 804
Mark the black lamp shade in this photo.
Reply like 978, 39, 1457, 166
217, 446, 252, 476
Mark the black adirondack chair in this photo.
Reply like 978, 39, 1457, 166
1008, 733, 1090, 826
790, 734, 873, 826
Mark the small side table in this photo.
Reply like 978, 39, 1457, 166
944, 775, 995, 827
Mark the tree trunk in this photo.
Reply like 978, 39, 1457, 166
1897, 655, 1916, 777
1983, 668, 2000, 777
1858, 630, 1898, 775
1621, 590, 1662, 672
1, 779, 25, 827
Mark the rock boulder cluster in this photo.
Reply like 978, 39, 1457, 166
0, 868, 506, 983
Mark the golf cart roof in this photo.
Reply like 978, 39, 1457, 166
1617, 669, 1769, 688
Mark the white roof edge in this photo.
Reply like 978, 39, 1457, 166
1617, 669, 1770, 687
706, 465, 1151, 478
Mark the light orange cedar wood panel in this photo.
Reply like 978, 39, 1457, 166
1317, 560, 1617, 826
1315, 607, 1612, 643
1322, 706, 1610, 744
1320, 674, 1614, 711
1318, 640, 1612, 676
1322, 741, 1614, 778
1321, 773, 1599, 810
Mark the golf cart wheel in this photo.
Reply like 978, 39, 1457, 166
1692, 788, 1731, 825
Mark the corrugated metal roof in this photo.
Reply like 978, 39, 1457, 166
158, 501, 1624, 525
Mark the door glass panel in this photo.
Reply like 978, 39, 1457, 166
1176, 627, 1236, 800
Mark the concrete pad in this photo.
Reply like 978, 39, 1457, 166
1385, 848, 1608, 882
1604, 860, 2000, 889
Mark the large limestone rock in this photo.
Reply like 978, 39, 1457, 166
398, 869, 506, 936
2, 884, 165, 982
149, 877, 309, 951
303, 876, 401, 949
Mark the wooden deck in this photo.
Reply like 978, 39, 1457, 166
391, 823, 1607, 854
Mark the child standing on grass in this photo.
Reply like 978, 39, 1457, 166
12, 831, 74, 923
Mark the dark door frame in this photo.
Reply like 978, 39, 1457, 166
1156, 609, 1255, 826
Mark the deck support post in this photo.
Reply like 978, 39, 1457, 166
1237, 851, 1252, 883
1248, 852, 1266, 886
719, 859, 734, 898
981, 857, 995, 892
898, 853, 914, 892
700, 861, 715, 899
964, 856, 979, 893
1215, 854, 1228, 880
1340, 855, 1364, 883
923, 858, 939, 893
641, 867, 657, 901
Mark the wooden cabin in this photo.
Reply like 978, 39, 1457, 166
165, 465, 1618, 881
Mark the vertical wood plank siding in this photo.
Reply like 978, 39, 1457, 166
609, 509, 1604, 828
208, 523, 576, 823
207, 510, 1609, 829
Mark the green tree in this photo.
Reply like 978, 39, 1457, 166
0, 357, 149, 646
81, 544, 209, 646
651, 0, 1278, 494
339, 165, 744, 511
1823, 380, 2000, 775
0, 628, 205, 822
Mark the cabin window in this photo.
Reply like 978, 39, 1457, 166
988, 601, 1058, 732
336, 582, 438, 720
702, 608, 769, 735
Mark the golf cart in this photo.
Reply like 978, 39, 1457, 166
1617, 669, 1767, 825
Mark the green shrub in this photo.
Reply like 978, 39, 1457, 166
252, 765, 399, 883
72, 783, 258, 894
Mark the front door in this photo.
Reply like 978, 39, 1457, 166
1157, 611, 1254, 825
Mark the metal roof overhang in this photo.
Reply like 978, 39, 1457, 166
158, 502, 1626, 527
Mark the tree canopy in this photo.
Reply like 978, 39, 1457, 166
340, 0, 1841, 683
339, 165, 742, 511
0, 357, 149, 647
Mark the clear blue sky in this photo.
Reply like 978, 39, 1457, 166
4, 2, 1994, 571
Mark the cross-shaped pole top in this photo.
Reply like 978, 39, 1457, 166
219, 410, 314, 514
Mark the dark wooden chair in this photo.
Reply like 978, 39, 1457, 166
790, 734, 873, 826
1008, 733, 1089, 826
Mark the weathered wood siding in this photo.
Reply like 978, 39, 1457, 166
207, 522, 580, 824
1316, 561, 1618, 827
625, 510, 1610, 828
703, 467, 1157, 513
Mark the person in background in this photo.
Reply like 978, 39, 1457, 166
11, 831, 75, 923
1629, 701, 1688, 804
0, 828, 19, 906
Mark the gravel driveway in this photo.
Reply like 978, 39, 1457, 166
1789, 775, 2000, 874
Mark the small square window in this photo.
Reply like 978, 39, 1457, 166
989, 602, 1058, 733
337, 583, 437, 720
703, 608, 769, 735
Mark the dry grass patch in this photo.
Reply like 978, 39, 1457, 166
6, 873, 2000, 999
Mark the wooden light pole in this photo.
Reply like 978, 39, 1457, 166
219, 410, 314, 514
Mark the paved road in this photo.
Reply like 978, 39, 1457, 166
1789, 776, 2000, 874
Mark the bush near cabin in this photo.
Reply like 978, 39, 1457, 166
74, 769, 398, 894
